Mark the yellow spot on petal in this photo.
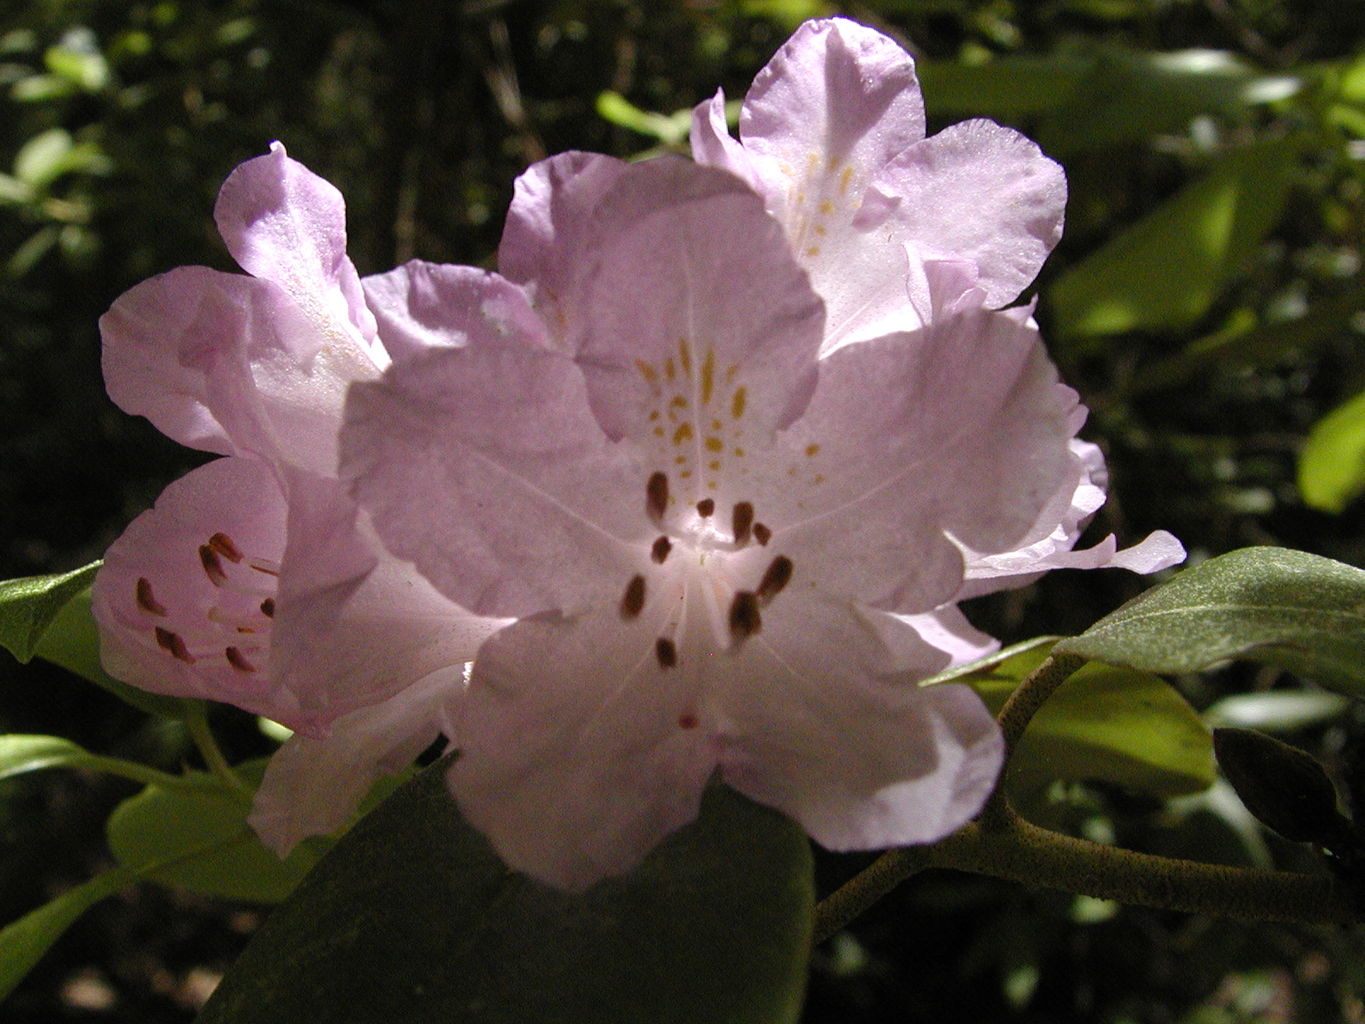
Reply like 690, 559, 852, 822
819, 200, 833, 215
733, 447, 745, 457
731, 387, 747, 420
681, 470, 693, 480
635, 360, 657, 384
708, 459, 721, 471
670, 394, 688, 409
725, 363, 739, 383
678, 337, 692, 376
707, 480, 718, 490
648, 409, 660, 421
674, 454, 687, 465
704, 436, 723, 453
664, 357, 676, 381
814, 224, 827, 236
805, 443, 820, 457
813, 473, 825, 484
807, 153, 820, 170
700, 349, 715, 406
839, 165, 854, 194
710, 419, 722, 431
805, 245, 820, 257
673, 422, 694, 445
653, 426, 665, 438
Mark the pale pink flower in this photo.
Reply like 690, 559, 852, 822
92, 144, 500, 852
341, 157, 1085, 890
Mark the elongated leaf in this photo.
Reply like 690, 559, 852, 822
0, 734, 92, 780
0, 562, 99, 663
1057, 548, 1365, 697
1299, 388, 1365, 513
0, 868, 133, 1002
107, 762, 324, 904
1049, 138, 1298, 338
197, 763, 813, 1024
959, 643, 1213, 797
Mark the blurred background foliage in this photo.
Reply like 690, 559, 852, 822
0, 0, 1362, 1020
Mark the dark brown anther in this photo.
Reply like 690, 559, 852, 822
225, 646, 257, 672
678, 713, 699, 730
731, 501, 754, 546
155, 627, 196, 664
208, 532, 245, 563
696, 498, 715, 517
199, 545, 228, 586
757, 555, 794, 603
655, 637, 678, 669
135, 577, 167, 616
259, 598, 276, 618
651, 536, 672, 564
646, 471, 669, 522
728, 590, 762, 642
753, 522, 772, 546
619, 574, 647, 620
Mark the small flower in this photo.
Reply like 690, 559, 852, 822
342, 157, 1084, 890
93, 144, 501, 850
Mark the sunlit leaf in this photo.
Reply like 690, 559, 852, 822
1057, 548, 1365, 697
1204, 691, 1352, 731
0, 869, 133, 1002
1049, 138, 1299, 338
107, 761, 325, 904
0, 562, 99, 663
959, 643, 1213, 797
1299, 388, 1365, 513
0, 734, 96, 781
197, 763, 813, 1024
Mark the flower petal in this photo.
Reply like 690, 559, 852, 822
248, 667, 461, 856
571, 157, 824, 453
448, 608, 715, 891
270, 469, 505, 731
754, 304, 1079, 612
880, 118, 1066, 308
343, 340, 643, 619
362, 261, 550, 361
717, 593, 1003, 849
91, 457, 292, 720
497, 150, 628, 341
215, 141, 379, 349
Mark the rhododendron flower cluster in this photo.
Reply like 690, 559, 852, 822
91, 17, 1181, 889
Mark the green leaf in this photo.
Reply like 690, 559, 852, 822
960, 643, 1213, 797
1299, 388, 1365, 513
33, 586, 190, 719
0, 734, 95, 780
197, 763, 813, 1024
0, 562, 99, 663
1049, 138, 1299, 338
1056, 547, 1365, 697
0, 868, 133, 1003
107, 761, 324, 903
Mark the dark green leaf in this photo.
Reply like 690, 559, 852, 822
0, 562, 99, 663
1056, 548, 1365, 697
107, 761, 324, 904
955, 643, 1213, 797
197, 762, 813, 1024
0, 869, 133, 1002
1049, 139, 1299, 338
1213, 728, 1351, 847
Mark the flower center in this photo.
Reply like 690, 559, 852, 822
131, 530, 279, 684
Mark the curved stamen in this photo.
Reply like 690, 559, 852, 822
757, 555, 793, 603
620, 574, 647, 620
646, 471, 669, 522
728, 590, 762, 644
732, 502, 754, 547
135, 577, 167, 616
651, 536, 672, 564
655, 637, 678, 669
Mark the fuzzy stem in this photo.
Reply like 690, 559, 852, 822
185, 705, 251, 798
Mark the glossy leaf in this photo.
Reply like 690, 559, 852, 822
1057, 547, 1365, 697
106, 761, 324, 904
1049, 139, 1298, 338
1299, 388, 1365, 513
1204, 691, 1351, 732
955, 643, 1213, 797
197, 762, 813, 1024
0, 734, 93, 781
0, 562, 99, 663
0, 868, 134, 1003
1212, 727, 1350, 847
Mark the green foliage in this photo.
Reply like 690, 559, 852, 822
0, 562, 98, 663
197, 764, 814, 1024
1058, 547, 1365, 696
1299, 387, 1365, 513
105, 761, 324, 903
953, 642, 1215, 798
